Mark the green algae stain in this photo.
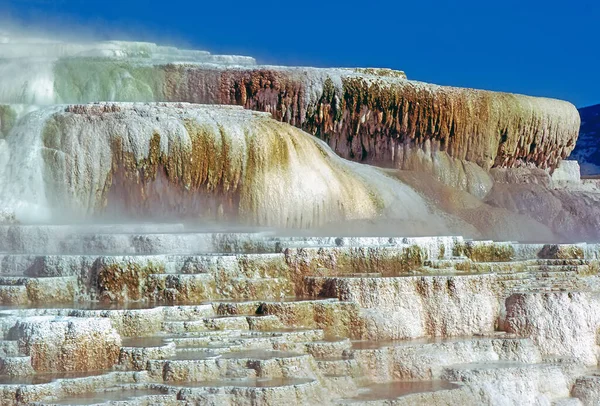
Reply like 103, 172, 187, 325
53, 58, 166, 103
438, 244, 446, 260
0, 105, 17, 139
368, 190, 385, 215
538, 245, 585, 260
454, 242, 515, 262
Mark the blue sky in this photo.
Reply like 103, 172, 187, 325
1, 0, 598, 107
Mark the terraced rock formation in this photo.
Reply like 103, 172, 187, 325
0, 36, 581, 196
2, 100, 598, 241
0, 226, 600, 405
0, 102, 458, 235
1, 35, 599, 405
2, 36, 597, 243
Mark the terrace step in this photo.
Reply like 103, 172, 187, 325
0, 340, 20, 357
162, 315, 284, 334
0, 226, 597, 405
0, 356, 34, 376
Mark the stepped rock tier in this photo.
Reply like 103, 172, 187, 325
0, 102, 453, 233
0, 37, 595, 241
1, 101, 598, 241
0, 38, 580, 178
0, 230, 599, 405
162, 65, 580, 173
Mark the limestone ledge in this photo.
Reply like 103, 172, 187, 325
0, 231, 598, 404
8, 316, 121, 372
23, 61, 578, 174
504, 292, 600, 365
157, 65, 580, 173
2, 103, 451, 231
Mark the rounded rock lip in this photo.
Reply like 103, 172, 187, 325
0, 370, 115, 386
218, 349, 308, 361
165, 377, 316, 388
34, 386, 173, 406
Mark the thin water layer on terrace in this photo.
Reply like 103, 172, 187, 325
0, 301, 160, 311
0, 371, 111, 385
324, 271, 493, 279
0, 299, 225, 312
350, 336, 499, 350
170, 377, 314, 388
208, 297, 328, 304
46, 388, 169, 405
220, 349, 305, 360
121, 336, 171, 348
170, 350, 220, 360
172, 342, 236, 352
350, 381, 460, 401
258, 327, 321, 334
449, 361, 537, 370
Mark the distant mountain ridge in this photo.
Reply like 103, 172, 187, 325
571, 104, 600, 175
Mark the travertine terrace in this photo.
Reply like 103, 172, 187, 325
1, 36, 600, 405
1, 229, 600, 405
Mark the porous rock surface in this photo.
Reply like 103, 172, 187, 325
1, 102, 599, 241
162, 65, 580, 173
0, 36, 582, 198
9, 316, 121, 372
1, 38, 598, 241
1, 102, 458, 234
504, 292, 600, 365
0, 229, 598, 405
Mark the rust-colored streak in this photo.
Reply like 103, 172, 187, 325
162, 66, 580, 172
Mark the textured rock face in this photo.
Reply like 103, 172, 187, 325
0, 36, 598, 405
59, 64, 582, 193
0, 37, 589, 237
9, 316, 121, 372
0, 233, 597, 405
0, 36, 581, 196
1, 103, 452, 231
570, 104, 600, 175
504, 292, 600, 365
40, 62, 582, 175
443, 363, 575, 405
573, 375, 600, 405
170, 66, 579, 172
307, 275, 500, 340
0, 232, 598, 405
